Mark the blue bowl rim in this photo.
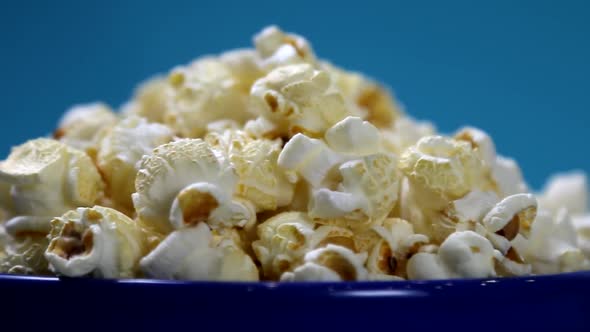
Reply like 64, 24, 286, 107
2, 270, 590, 298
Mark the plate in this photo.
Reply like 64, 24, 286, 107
1, 272, 589, 331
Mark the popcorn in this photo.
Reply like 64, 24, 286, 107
526, 209, 589, 274
0, 138, 104, 235
219, 49, 265, 92
454, 127, 497, 168
309, 153, 400, 229
407, 231, 496, 280
280, 244, 368, 281
97, 116, 174, 213
121, 76, 170, 123
205, 130, 295, 211
367, 218, 429, 278
0, 232, 49, 275
252, 212, 316, 279
165, 57, 253, 138
322, 61, 404, 129
133, 139, 254, 234
140, 222, 258, 281
572, 215, 590, 258
0, 181, 13, 222
490, 155, 529, 197
482, 193, 537, 243
278, 116, 400, 229
2, 25, 589, 281
249, 64, 350, 138
45, 206, 148, 278
537, 171, 588, 216
54, 102, 118, 159
399, 135, 493, 202
382, 116, 436, 155
398, 136, 495, 240
254, 25, 316, 70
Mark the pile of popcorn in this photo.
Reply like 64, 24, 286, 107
1, 26, 589, 282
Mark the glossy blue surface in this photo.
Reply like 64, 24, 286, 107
1, 273, 589, 331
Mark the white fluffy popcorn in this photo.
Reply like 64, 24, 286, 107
254, 25, 317, 70
367, 218, 429, 278
491, 155, 529, 197
538, 171, 588, 216
133, 139, 254, 234
526, 209, 589, 274
54, 102, 118, 158
0, 232, 49, 275
277, 117, 400, 229
165, 57, 253, 138
250, 64, 350, 138
45, 206, 148, 278
321, 61, 404, 129
572, 215, 590, 258
140, 222, 258, 281
97, 116, 175, 213
0, 138, 104, 236
407, 231, 496, 280
252, 212, 316, 279
121, 76, 170, 124
2, 25, 589, 281
205, 130, 294, 211
382, 116, 436, 155
280, 244, 368, 281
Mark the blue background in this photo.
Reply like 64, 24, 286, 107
0, 0, 588, 190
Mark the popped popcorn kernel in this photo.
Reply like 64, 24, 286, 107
205, 129, 295, 212
133, 139, 253, 234
97, 116, 174, 213
322, 61, 404, 128
250, 64, 351, 138
122, 76, 170, 123
0, 138, 104, 237
164, 57, 254, 138
45, 206, 149, 278
54, 103, 119, 160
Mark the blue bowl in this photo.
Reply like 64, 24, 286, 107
2, 273, 589, 331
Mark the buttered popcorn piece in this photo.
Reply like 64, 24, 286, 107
54, 102, 119, 159
398, 136, 495, 241
399, 135, 494, 202
322, 61, 404, 129
254, 25, 317, 71
97, 116, 174, 213
0, 231, 50, 275
252, 212, 315, 279
121, 76, 170, 124
45, 206, 148, 278
381, 116, 436, 155
0, 181, 13, 222
367, 218, 429, 278
205, 130, 295, 211
133, 139, 254, 234
278, 116, 400, 228
0, 138, 104, 236
253, 211, 364, 279
140, 222, 258, 281
537, 171, 588, 216
491, 155, 529, 197
165, 57, 254, 138
526, 209, 589, 274
280, 244, 368, 281
250, 64, 350, 138
407, 231, 496, 280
